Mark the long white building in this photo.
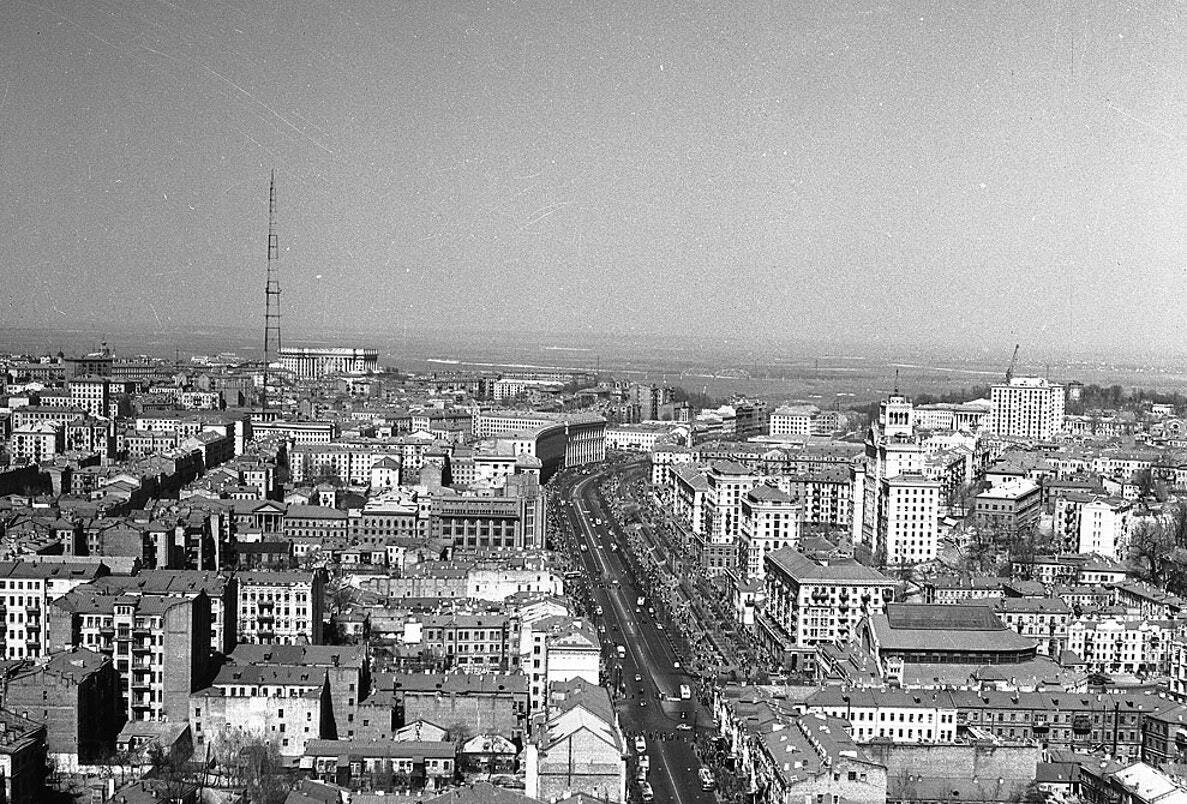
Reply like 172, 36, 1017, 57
279, 347, 378, 378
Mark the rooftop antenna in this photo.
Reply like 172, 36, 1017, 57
263, 170, 282, 413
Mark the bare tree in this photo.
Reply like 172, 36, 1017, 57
1128, 517, 1173, 587
1127, 504, 1187, 596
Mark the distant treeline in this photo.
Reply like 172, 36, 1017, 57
1067, 384, 1187, 415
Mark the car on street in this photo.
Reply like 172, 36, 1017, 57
634, 673, 642, 682
676, 723, 692, 731
635, 736, 646, 753
673, 661, 681, 669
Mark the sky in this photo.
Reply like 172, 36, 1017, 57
1, 0, 1185, 356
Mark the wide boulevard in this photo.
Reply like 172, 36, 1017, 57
554, 462, 719, 804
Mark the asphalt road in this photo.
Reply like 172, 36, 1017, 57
558, 466, 718, 804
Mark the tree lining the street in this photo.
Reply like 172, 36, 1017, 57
1128, 503, 1187, 595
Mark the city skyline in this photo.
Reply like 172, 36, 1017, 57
2, 1, 1185, 351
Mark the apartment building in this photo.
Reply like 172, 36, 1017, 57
738, 485, 802, 582
974, 479, 1042, 538
237, 571, 324, 645
68, 376, 110, 418
989, 377, 1065, 440
0, 561, 108, 660
1078, 497, 1132, 560
879, 474, 941, 566
526, 616, 601, 714
8, 422, 63, 464
191, 663, 330, 765
761, 548, 895, 649
805, 687, 959, 743
6, 648, 122, 769
774, 465, 853, 528
671, 465, 709, 538
769, 405, 817, 437
413, 612, 519, 672
49, 589, 211, 722
701, 461, 758, 575
252, 420, 337, 446
806, 686, 1173, 764
1066, 617, 1176, 677
289, 441, 406, 485
992, 597, 1071, 657
525, 678, 626, 804
226, 643, 369, 741
89, 570, 238, 657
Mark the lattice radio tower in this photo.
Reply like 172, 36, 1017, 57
262, 170, 282, 412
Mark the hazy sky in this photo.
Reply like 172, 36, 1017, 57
2, 1, 1185, 353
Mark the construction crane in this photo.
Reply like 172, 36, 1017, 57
1005, 344, 1020, 383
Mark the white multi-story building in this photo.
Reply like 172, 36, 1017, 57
252, 420, 336, 445
237, 571, 324, 645
989, 377, 1065, 440
68, 376, 110, 418
1066, 617, 1176, 676
649, 443, 694, 487
1078, 497, 1132, 560
8, 422, 63, 465
769, 405, 817, 437
1168, 638, 1187, 699
703, 461, 758, 546
473, 410, 605, 468
804, 688, 959, 743
859, 395, 928, 555
0, 562, 106, 659
604, 423, 680, 453
672, 466, 709, 538
762, 548, 895, 647
492, 378, 564, 401
525, 616, 601, 714
739, 485, 802, 581
878, 474, 941, 567
291, 441, 408, 485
